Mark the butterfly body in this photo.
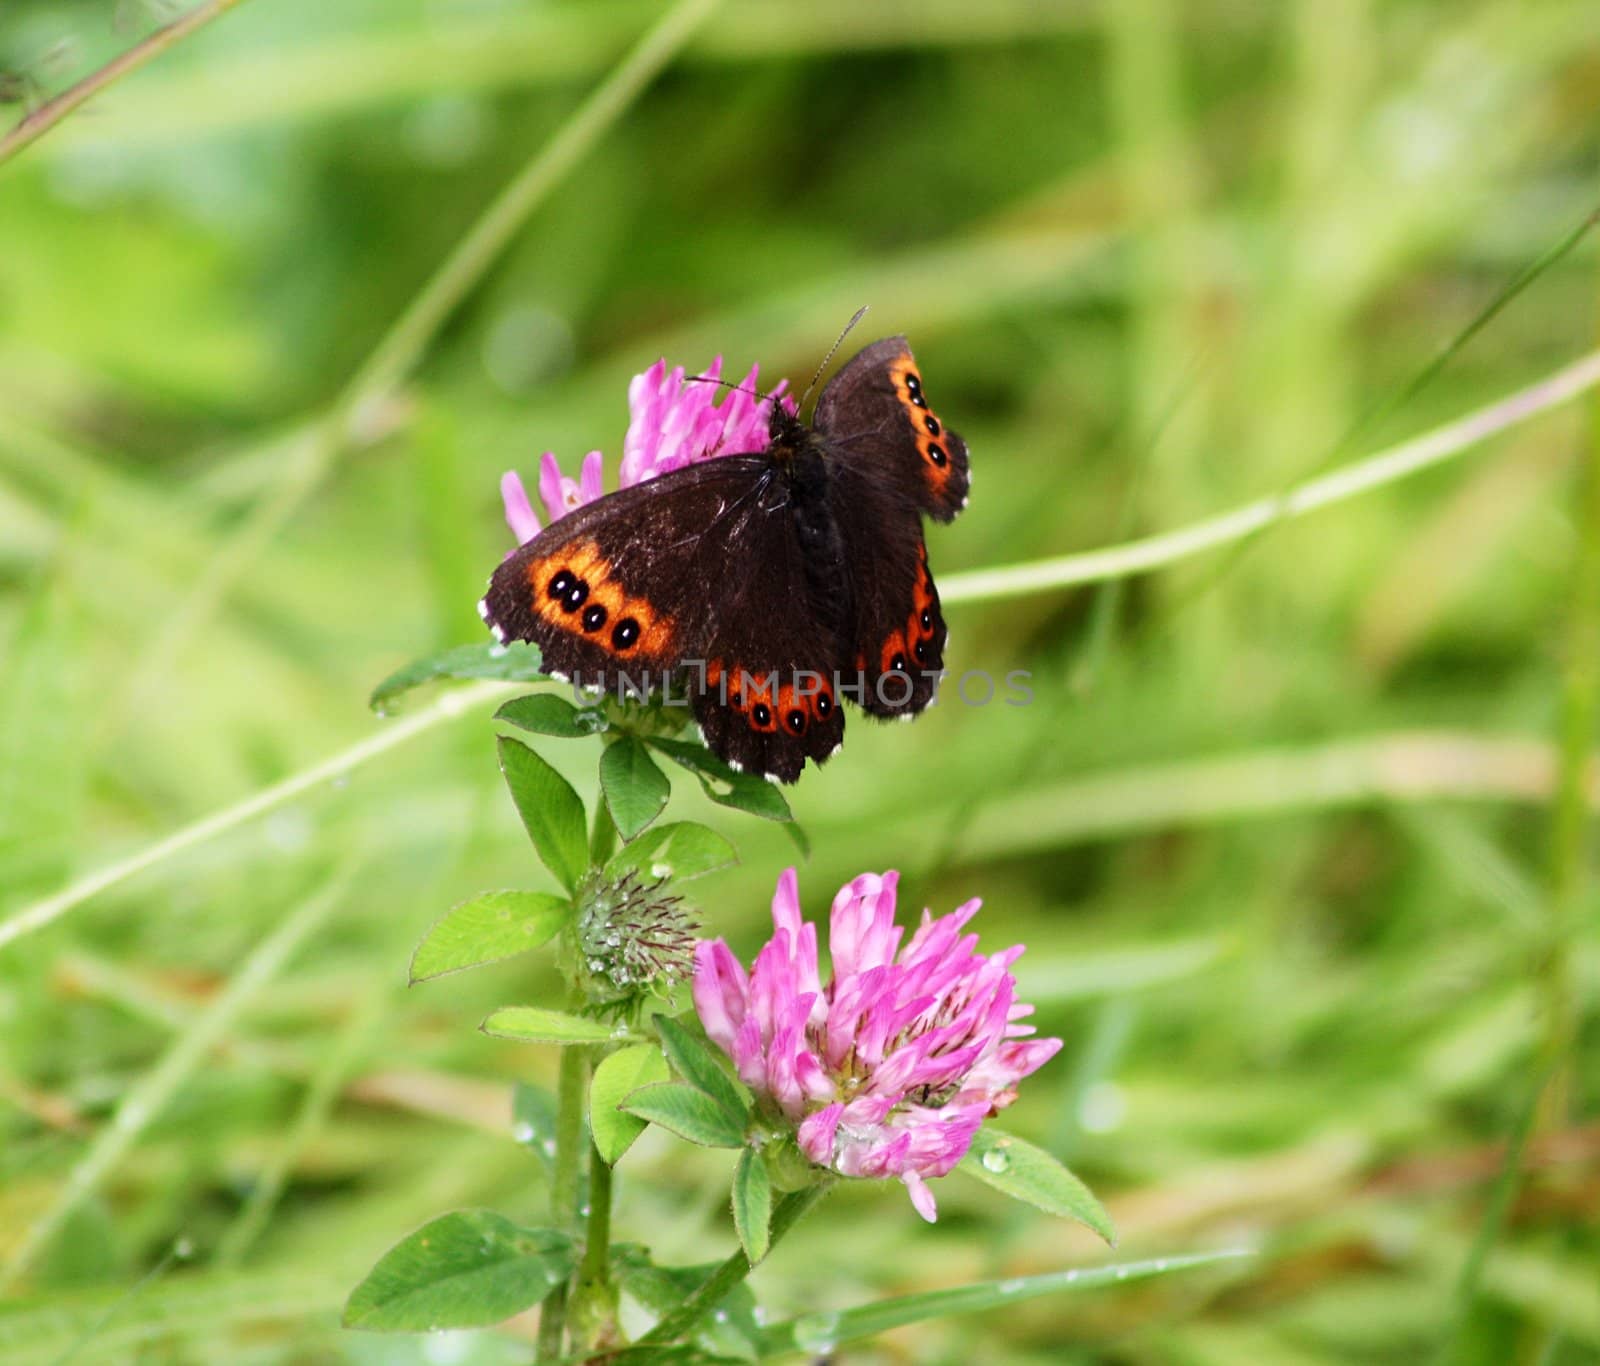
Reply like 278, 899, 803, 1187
481, 336, 970, 783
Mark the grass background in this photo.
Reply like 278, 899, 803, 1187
2, 0, 1598, 1360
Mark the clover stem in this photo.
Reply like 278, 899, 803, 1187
571, 1131, 619, 1349
537, 1038, 592, 1360
629, 1181, 834, 1352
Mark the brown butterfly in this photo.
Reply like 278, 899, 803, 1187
480, 337, 970, 783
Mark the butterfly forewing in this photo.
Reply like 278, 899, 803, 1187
482, 456, 847, 780
813, 335, 971, 522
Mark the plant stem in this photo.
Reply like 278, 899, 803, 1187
1538, 300, 1600, 1124
550, 798, 626, 1356
569, 1135, 620, 1352
626, 1182, 833, 1354
0, 0, 253, 168
581, 1140, 614, 1284
538, 1043, 592, 1361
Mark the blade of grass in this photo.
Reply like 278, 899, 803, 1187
46, 0, 1108, 149
1537, 287, 1600, 1123
754, 1249, 1255, 1355
941, 347, 1600, 605
213, 985, 388, 1267
834, 731, 1600, 866
0, 0, 254, 168
0, 680, 516, 956
0, 1269, 342, 1365
0, 864, 355, 1290
1167, 205, 1600, 619
1442, 1067, 1550, 1363
48, 1236, 192, 1366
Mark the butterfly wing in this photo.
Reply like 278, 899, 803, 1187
691, 576, 847, 786
814, 337, 962, 719
831, 486, 949, 720
481, 457, 845, 782
813, 335, 971, 521
481, 459, 764, 684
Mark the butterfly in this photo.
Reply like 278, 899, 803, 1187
480, 336, 970, 783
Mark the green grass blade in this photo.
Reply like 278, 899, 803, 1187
0, 865, 355, 1290
755, 1249, 1255, 1355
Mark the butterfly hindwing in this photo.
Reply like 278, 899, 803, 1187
813, 336, 956, 721
830, 485, 948, 721
812, 335, 971, 522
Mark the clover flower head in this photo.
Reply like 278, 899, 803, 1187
577, 870, 699, 1009
500, 357, 795, 546
693, 869, 1061, 1221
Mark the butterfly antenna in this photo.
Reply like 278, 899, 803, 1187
797, 305, 869, 413
683, 373, 768, 402
680, 303, 867, 413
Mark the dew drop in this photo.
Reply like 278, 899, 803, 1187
512, 1121, 535, 1143
997, 1278, 1025, 1296
1115, 1267, 1129, 1280
981, 1146, 1011, 1174
173, 1236, 195, 1259
650, 861, 673, 879
793, 1312, 840, 1353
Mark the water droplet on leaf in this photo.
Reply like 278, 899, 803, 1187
793, 1312, 840, 1353
981, 1146, 1011, 1174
